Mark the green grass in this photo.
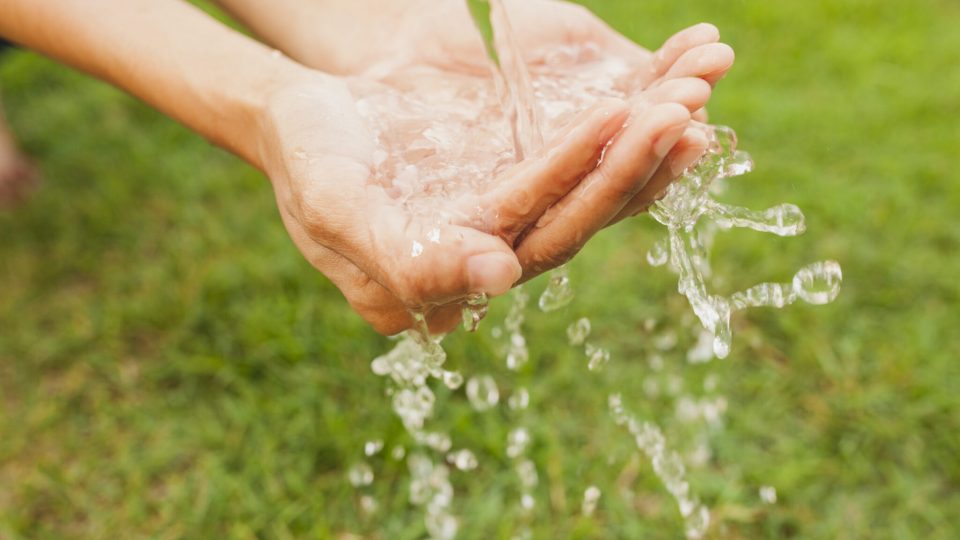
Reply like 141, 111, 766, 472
2, 0, 959, 538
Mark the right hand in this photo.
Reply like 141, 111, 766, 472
258, 73, 640, 334
250, 0, 733, 282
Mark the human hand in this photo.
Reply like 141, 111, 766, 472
384, 1, 735, 278
258, 73, 638, 334
235, 0, 734, 280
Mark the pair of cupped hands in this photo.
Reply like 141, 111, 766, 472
258, 0, 733, 334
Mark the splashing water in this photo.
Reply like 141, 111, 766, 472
582, 485, 602, 517
609, 394, 711, 539
647, 125, 842, 358
347, 0, 841, 537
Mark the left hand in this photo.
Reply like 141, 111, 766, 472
223, 0, 735, 281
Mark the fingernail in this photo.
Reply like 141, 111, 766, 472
653, 123, 687, 157
670, 146, 706, 176
467, 252, 522, 296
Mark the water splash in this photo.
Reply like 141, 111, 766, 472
649, 125, 842, 359
466, 375, 500, 411
609, 394, 710, 539
759, 485, 778, 505
348, 462, 375, 487
448, 448, 480, 471
566, 317, 592, 346
582, 485, 602, 516
346, 0, 843, 536
538, 265, 576, 312
462, 292, 490, 332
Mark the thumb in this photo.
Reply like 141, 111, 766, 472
353, 202, 522, 308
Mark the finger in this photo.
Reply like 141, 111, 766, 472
632, 23, 721, 88
661, 42, 735, 87
610, 126, 710, 224
364, 207, 523, 307
643, 77, 712, 114
692, 107, 709, 122
477, 98, 629, 241
290, 157, 523, 310
515, 103, 691, 279
275, 205, 410, 333
283, 197, 472, 336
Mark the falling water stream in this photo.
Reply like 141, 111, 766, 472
342, 1, 842, 538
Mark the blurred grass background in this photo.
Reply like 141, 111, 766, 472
1, 0, 959, 538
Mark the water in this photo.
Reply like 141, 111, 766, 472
647, 127, 842, 358
448, 449, 479, 471
759, 485, 778, 504
609, 394, 710, 539
582, 485, 602, 516
566, 317, 591, 346
349, 1, 841, 537
465, 375, 500, 411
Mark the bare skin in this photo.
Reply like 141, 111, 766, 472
216, 0, 735, 331
0, 0, 733, 334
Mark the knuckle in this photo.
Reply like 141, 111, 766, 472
296, 186, 332, 240
595, 166, 641, 205
527, 236, 579, 275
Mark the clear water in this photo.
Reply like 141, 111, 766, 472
351, 1, 841, 538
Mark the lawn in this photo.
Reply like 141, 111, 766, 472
1, 0, 959, 538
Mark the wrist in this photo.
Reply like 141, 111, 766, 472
249, 65, 342, 176
289, 0, 425, 74
221, 52, 320, 169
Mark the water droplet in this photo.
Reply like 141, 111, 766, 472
410, 241, 424, 258
364, 439, 384, 457
425, 511, 459, 540
447, 449, 479, 471
648, 353, 664, 371
684, 504, 710, 539
466, 375, 499, 411
608, 394, 629, 425
507, 387, 530, 410
566, 317, 591, 346
582, 485, 601, 516
428, 227, 441, 244
792, 260, 842, 305
421, 431, 452, 453
654, 330, 678, 351
724, 150, 753, 177
461, 292, 489, 332
348, 462, 374, 487
646, 239, 669, 266
359, 494, 378, 515
507, 428, 531, 459
442, 370, 464, 390
686, 329, 715, 363
585, 342, 610, 371
538, 266, 575, 311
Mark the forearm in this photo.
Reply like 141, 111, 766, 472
0, 0, 314, 168
213, 0, 417, 74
